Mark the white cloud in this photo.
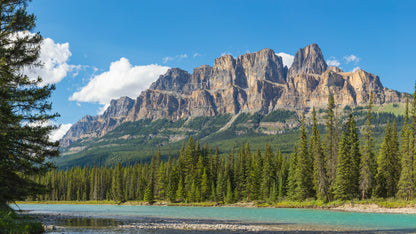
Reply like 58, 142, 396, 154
344, 54, 360, 64
193, 53, 201, 58
352, 66, 361, 72
70, 57, 170, 109
18, 32, 79, 85
26, 120, 71, 142
162, 54, 188, 63
276, 52, 294, 68
327, 57, 341, 67
50, 123, 72, 142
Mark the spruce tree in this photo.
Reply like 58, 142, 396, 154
325, 95, 338, 199
334, 115, 360, 200
390, 120, 401, 196
144, 177, 154, 204
293, 112, 313, 200
287, 147, 298, 200
310, 107, 327, 201
249, 149, 261, 200
0, 0, 59, 207
360, 92, 375, 199
261, 145, 273, 200
398, 95, 414, 199
333, 132, 350, 200
175, 178, 184, 202
374, 121, 391, 198
200, 168, 209, 201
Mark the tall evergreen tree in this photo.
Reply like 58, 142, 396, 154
287, 147, 298, 200
325, 95, 338, 199
390, 120, 401, 196
333, 115, 360, 200
310, 107, 327, 201
360, 91, 375, 199
398, 94, 415, 199
0, 0, 59, 207
293, 112, 313, 200
374, 121, 393, 198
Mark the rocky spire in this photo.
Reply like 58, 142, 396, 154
149, 68, 191, 93
288, 43, 327, 77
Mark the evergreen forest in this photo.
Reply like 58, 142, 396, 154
31, 91, 416, 204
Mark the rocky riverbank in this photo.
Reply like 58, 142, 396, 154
332, 203, 416, 214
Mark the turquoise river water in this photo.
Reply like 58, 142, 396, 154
15, 204, 416, 233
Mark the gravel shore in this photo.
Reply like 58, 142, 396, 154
331, 204, 416, 214
25, 212, 416, 233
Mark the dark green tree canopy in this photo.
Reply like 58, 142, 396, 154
0, 0, 59, 205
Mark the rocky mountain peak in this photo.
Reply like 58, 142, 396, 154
149, 67, 191, 93
214, 54, 236, 70
236, 48, 286, 84
102, 96, 134, 119
288, 43, 327, 77
61, 44, 405, 148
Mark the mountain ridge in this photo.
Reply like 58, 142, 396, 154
61, 43, 405, 148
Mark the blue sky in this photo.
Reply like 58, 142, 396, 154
26, 0, 416, 139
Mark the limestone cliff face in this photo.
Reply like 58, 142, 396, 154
61, 43, 404, 147
288, 43, 327, 77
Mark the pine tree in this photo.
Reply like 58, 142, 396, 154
333, 131, 350, 200
112, 162, 124, 202
360, 91, 375, 199
144, 177, 154, 204
261, 145, 273, 200
398, 94, 415, 199
175, 178, 184, 202
225, 178, 233, 204
325, 95, 338, 199
200, 168, 209, 201
287, 147, 298, 200
390, 120, 401, 196
334, 115, 360, 200
374, 121, 391, 198
310, 107, 327, 201
249, 149, 261, 200
293, 112, 313, 200
0, 0, 60, 207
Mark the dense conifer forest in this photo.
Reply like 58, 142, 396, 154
31, 91, 416, 204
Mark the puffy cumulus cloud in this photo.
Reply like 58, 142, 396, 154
70, 58, 170, 108
327, 57, 341, 67
49, 123, 72, 142
352, 66, 361, 72
18, 32, 78, 85
276, 52, 294, 68
344, 54, 360, 64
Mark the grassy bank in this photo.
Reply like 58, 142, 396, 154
16, 198, 416, 209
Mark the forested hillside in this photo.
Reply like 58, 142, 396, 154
34, 92, 416, 203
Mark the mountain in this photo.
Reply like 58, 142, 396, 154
59, 44, 405, 166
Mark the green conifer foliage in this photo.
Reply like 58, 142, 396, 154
334, 115, 360, 200
325, 95, 338, 199
310, 107, 327, 201
293, 112, 313, 200
360, 91, 375, 199
374, 121, 392, 198
398, 95, 415, 200
0, 0, 59, 206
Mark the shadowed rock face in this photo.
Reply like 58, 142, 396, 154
288, 43, 328, 77
61, 44, 404, 147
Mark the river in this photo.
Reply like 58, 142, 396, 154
15, 204, 416, 233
